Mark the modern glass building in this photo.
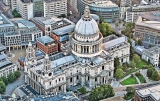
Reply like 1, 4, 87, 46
77, 0, 120, 23
33, 0, 44, 17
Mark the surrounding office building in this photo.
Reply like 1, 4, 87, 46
14, 0, 67, 19
142, 46, 159, 67
24, 5, 130, 95
68, 0, 78, 12
2, 0, 10, 6
11, 0, 17, 11
77, 0, 119, 23
134, 46, 159, 67
10, 18, 43, 48
134, 84, 160, 101
17, 0, 33, 20
30, 16, 75, 36
44, 0, 67, 17
135, 11, 160, 48
120, 0, 132, 19
126, 2, 160, 22
33, 0, 44, 17
37, 36, 59, 55
0, 14, 42, 49
121, 0, 132, 7
0, 54, 19, 77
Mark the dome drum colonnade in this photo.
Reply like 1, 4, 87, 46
71, 5, 103, 58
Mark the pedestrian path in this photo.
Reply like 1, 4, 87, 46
134, 75, 141, 84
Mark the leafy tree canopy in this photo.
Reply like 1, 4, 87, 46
0, 81, 6, 94
89, 84, 115, 101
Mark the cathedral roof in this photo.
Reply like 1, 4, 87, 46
74, 5, 99, 36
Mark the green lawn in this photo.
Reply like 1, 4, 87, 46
124, 92, 134, 100
121, 76, 138, 85
136, 60, 147, 69
137, 75, 146, 83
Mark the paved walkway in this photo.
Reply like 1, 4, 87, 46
134, 75, 141, 84
118, 69, 152, 84
4, 71, 25, 95
139, 69, 153, 83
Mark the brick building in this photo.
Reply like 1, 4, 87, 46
37, 36, 58, 55
134, 84, 160, 101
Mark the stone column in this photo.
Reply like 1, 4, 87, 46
74, 76, 76, 86
64, 84, 66, 93
81, 76, 85, 86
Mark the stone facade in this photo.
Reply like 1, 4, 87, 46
24, 5, 130, 95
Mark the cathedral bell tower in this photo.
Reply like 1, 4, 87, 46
42, 54, 53, 77
26, 42, 35, 59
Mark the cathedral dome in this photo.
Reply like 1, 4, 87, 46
75, 17, 99, 36
73, 6, 101, 42
71, 5, 103, 58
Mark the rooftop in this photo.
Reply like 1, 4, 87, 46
89, 0, 118, 7
0, 43, 6, 52
13, 19, 36, 29
136, 16, 160, 31
0, 54, 12, 69
32, 16, 61, 25
103, 36, 127, 49
37, 36, 55, 45
136, 84, 160, 100
0, 14, 14, 28
30, 92, 79, 101
31, 17, 75, 33
51, 55, 76, 68
143, 46, 159, 56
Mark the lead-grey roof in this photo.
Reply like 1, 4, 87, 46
103, 36, 126, 49
37, 36, 55, 45
0, 43, 6, 52
0, 60, 12, 68
0, 54, 7, 60
13, 20, 36, 28
52, 24, 75, 35
51, 55, 76, 68
31, 92, 79, 101
75, 18, 99, 36
0, 14, 14, 28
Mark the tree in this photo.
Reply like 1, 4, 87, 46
89, 84, 114, 101
78, 86, 86, 94
138, 39, 142, 45
99, 16, 104, 24
151, 71, 158, 80
115, 23, 119, 27
122, 22, 135, 38
130, 60, 136, 68
98, 22, 115, 37
115, 68, 124, 79
1, 76, 8, 85
132, 54, 141, 64
147, 68, 153, 77
114, 58, 120, 68
12, 9, 21, 18
0, 81, 6, 94
14, 71, 21, 79
117, 66, 124, 69
8, 73, 16, 83
126, 86, 135, 93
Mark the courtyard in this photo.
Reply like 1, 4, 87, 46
6, 48, 26, 62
